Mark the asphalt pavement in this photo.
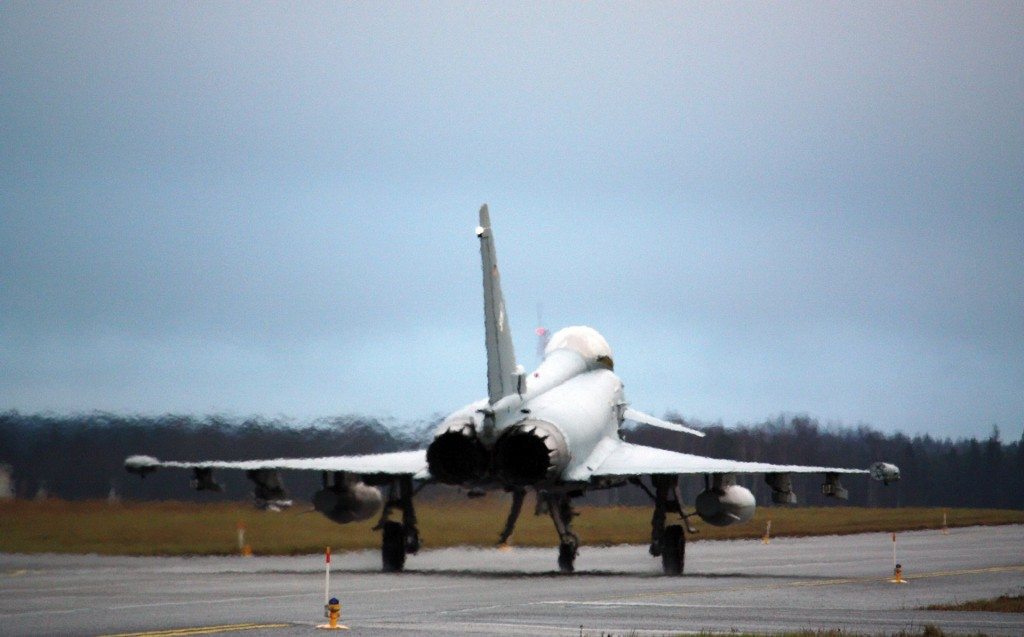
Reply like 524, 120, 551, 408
2, 525, 1022, 636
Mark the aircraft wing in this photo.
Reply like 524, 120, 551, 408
590, 441, 869, 477
125, 449, 430, 479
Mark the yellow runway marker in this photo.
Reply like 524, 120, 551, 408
100, 622, 289, 637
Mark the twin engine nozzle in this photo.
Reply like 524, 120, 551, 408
425, 422, 489, 484
426, 419, 570, 486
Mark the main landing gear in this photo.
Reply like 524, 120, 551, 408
633, 474, 693, 575
497, 487, 526, 545
375, 476, 420, 572
544, 492, 580, 573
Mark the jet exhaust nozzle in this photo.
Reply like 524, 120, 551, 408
426, 421, 489, 485
493, 419, 570, 486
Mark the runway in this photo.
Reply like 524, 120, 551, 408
2, 525, 1022, 636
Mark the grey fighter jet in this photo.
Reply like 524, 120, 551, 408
126, 205, 900, 574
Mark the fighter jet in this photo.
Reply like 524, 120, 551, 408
126, 205, 900, 574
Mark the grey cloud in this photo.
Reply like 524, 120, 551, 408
2, 2, 1021, 440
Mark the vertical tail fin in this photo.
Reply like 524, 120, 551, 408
476, 204, 519, 405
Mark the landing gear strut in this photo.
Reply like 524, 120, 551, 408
544, 492, 579, 573
376, 476, 420, 572
497, 487, 526, 545
638, 474, 689, 576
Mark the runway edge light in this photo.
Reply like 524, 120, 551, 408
317, 597, 347, 630
890, 563, 908, 584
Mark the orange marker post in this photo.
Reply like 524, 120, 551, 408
237, 521, 252, 557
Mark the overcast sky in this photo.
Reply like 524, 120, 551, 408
2, 2, 1021, 441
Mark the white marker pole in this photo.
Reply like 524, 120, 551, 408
324, 546, 331, 606
891, 532, 897, 569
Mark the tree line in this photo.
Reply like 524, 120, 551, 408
622, 415, 1023, 510
0, 411, 1020, 510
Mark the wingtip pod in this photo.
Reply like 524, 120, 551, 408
125, 454, 160, 476
870, 462, 901, 485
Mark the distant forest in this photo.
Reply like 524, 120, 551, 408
1, 411, 1021, 510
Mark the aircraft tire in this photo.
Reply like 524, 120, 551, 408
382, 521, 406, 572
557, 540, 577, 574
405, 526, 421, 554
661, 524, 685, 576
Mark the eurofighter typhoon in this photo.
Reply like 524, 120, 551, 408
127, 205, 900, 574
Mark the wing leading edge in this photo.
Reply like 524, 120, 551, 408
125, 450, 429, 479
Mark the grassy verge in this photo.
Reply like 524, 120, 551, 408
0, 498, 1021, 556
705, 630, 965, 637
925, 594, 1024, 613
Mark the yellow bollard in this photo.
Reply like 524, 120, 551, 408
941, 510, 949, 535
889, 563, 908, 584
762, 520, 772, 545
317, 597, 349, 630
327, 600, 340, 628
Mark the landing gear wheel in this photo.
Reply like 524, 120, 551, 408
649, 540, 662, 557
558, 540, 578, 573
405, 526, 420, 554
661, 524, 685, 576
382, 520, 406, 572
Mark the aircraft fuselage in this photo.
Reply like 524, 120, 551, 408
426, 326, 624, 490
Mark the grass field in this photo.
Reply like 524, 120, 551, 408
925, 594, 1024, 613
0, 497, 1021, 556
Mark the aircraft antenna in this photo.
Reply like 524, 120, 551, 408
535, 303, 550, 362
